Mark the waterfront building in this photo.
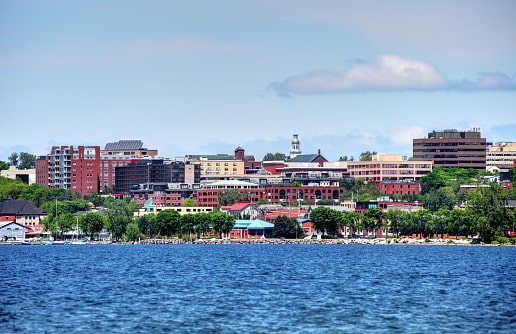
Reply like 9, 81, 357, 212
0, 198, 48, 238
133, 205, 214, 218
413, 129, 487, 170
220, 201, 258, 220
347, 153, 432, 182
36, 145, 100, 198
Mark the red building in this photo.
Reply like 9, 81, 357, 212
377, 181, 421, 195
36, 146, 100, 198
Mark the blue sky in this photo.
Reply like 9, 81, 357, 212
1, 0, 515, 162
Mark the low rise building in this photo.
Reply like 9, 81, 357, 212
0, 166, 36, 185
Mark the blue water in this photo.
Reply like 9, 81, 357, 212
1, 244, 515, 333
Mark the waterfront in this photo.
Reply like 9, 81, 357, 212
1, 244, 515, 333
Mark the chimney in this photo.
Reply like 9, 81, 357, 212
318, 149, 320, 155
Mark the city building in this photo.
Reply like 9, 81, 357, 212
185, 154, 245, 178
196, 180, 265, 207
234, 147, 262, 174
99, 140, 158, 191
378, 180, 421, 195
114, 159, 200, 195
413, 129, 487, 170
0, 166, 36, 185
133, 205, 213, 218
220, 201, 258, 220
347, 153, 432, 182
0, 198, 48, 239
36, 145, 100, 198
486, 142, 516, 169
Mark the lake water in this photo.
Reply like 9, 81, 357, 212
1, 244, 515, 333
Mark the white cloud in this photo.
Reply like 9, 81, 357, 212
270, 55, 449, 95
270, 55, 516, 96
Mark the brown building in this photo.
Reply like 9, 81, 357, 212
413, 129, 486, 170
100, 140, 158, 191
36, 145, 100, 198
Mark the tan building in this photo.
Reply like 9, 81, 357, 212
0, 166, 36, 185
133, 205, 214, 217
486, 142, 516, 169
185, 154, 245, 177
347, 153, 433, 182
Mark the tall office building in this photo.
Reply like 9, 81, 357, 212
413, 129, 486, 170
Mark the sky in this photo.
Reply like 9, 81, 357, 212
1, 0, 515, 162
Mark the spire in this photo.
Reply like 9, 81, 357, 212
290, 134, 301, 159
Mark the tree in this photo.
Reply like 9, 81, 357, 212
423, 187, 457, 212
8, 152, 19, 167
18, 152, 36, 169
81, 212, 105, 240
124, 222, 141, 242
273, 215, 301, 239
338, 156, 348, 162
194, 212, 211, 238
210, 211, 235, 238
137, 214, 158, 238
385, 209, 407, 237
359, 151, 377, 161
181, 198, 197, 207
309, 206, 341, 236
180, 214, 196, 239
363, 207, 384, 237
218, 189, 246, 206
410, 209, 432, 238
0, 161, 9, 171
341, 211, 360, 236
155, 209, 181, 236
262, 152, 287, 161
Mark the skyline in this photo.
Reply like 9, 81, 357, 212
1, 0, 515, 162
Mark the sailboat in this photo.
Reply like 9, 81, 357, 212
70, 216, 87, 244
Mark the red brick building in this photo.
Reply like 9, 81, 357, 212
36, 146, 100, 198
377, 180, 421, 195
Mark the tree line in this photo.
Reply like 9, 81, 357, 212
310, 182, 515, 243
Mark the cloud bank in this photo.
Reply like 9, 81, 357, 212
270, 55, 516, 96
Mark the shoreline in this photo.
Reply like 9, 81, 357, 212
2, 237, 513, 246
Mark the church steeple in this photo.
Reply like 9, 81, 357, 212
290, 134, 301, 159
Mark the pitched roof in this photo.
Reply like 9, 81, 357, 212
104, 140, 144, 150
288, 154, 323, 163
247, 219, 274, 229
0, 199, 47, 215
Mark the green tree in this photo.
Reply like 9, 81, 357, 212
8, 152, 19, 167
181, 214, 196, 239
363, 207, 384, 237
341, 211, 360, 236
410, 209, 432, 238
0, 176, 27, 200
210, 211, 235, 238
181, 198, 197, 207
464, 182, 510, 243
385, 209, 407, 237
81, 212, 105, 240
137, 214, 157, 238
194, 212, 211, 238
0, 161, 9, 171
273, 215, 301, 239
359, 151, 377, 161
18, 152, 36, 169
218, 189, 246, 206
309, 206, 341, 236
123, 222, 141, 242
262, 152, 287, 161
423, 186, 457, 212
155, 209, 181, 236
